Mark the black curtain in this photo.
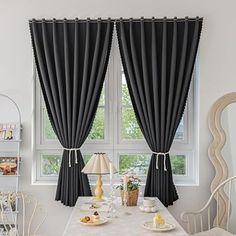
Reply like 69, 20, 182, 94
30, 19, 114, 206
116, 17, 202, 206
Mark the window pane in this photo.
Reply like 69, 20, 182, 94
42, 87, 105, 141
87, 107, 105, 140
41, 153, 91, 176
119, 154, 151, 175
174, 117, 184, 140
41, 154, 61, 176
121, 107, 143, 139
99, 87, 105, 106
42, 109, 57, 140
119, 154, 186, 176
170, 155, 186, 175
82, 154, 92, 164
121, 78, 132, 106
121, 71, 185, 141
121, 75, 143, 140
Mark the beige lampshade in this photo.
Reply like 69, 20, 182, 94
81, 153, 117, 175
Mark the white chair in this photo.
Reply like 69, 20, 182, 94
0, 192, 47, 236
181, 176, 236, 235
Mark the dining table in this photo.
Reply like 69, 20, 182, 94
63, 197, 188, 236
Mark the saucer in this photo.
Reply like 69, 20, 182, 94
139, 205, 158, 213
142, 221, 176, 232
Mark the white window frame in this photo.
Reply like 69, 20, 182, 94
32, 36, 198, 186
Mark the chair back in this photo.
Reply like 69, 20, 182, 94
181, 176, 236, 234
0, 192, 47, 236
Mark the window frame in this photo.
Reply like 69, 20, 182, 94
32, 36, 198, 186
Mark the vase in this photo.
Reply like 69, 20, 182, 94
121, 189, 139, 206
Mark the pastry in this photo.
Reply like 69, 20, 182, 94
80, 216, 91, 223
81, 211, 100, 224
89, 203, 99, 209
91, 211, 100, 222
153, 213, 165, 228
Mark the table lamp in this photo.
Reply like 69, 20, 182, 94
81, 153, 117, 201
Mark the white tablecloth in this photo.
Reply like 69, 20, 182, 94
63, 197, 187, 236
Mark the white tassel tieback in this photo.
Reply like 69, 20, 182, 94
64, 148, 80, 167
152, 152, 169, 171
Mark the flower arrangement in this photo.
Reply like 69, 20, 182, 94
117, 176, 141, 206
116, 176, 141, 192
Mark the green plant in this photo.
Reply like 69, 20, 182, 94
116, 176, 141, 192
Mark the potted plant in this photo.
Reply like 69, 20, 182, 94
117, 176, 141, 206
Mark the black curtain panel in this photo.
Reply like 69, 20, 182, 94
116, 17, 202, 206
29, 18, 114, 206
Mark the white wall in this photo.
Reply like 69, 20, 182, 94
1, 0, 236, 235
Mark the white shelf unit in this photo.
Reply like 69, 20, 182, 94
0, 94, 21, 230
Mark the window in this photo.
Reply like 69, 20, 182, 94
120, 73, 143, 140
33, 36, 197, 185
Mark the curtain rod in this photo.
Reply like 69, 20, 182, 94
29, 17, 203, 23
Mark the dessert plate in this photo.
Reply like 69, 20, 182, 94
79, 217, 108, 226
142, 221, 176, 232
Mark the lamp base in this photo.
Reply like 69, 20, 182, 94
94, 174, 104, 201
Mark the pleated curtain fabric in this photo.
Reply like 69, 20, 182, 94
30, 19, 114, 206
116, 17, 203, 206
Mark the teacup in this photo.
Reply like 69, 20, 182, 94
143, 198, 156, 207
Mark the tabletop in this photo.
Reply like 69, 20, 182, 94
63, 197, 188, 236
